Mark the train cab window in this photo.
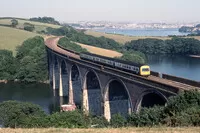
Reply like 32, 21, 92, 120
142, 68, 150, 72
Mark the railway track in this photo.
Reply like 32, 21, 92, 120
45, 36, 200, 91
147, 75, 198, 90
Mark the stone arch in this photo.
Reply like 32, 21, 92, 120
53, 55, 60, 90
104, 78, 132, 120
60, 60, 69, 97
70, 64, 82, 106
136, 90, 167, 112
82, 69, 102, 116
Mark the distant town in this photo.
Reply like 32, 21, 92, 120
67, 21, 200, 30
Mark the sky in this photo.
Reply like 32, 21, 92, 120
0, 0, 200, 23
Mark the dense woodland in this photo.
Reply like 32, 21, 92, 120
0, 36, 48, 82
0, 50, 17, 80
30, 17, 60, 25
124, 37, 200, 55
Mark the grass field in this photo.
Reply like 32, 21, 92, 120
1, 127, 200, 133
0, 18, 61, 33
85, 30, 171, 44
0, 26, 39, 55
75, 42, 122, 57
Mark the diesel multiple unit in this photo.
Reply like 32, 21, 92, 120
80, 52, 150, 76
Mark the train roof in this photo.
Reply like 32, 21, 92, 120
80, 52, 148, 67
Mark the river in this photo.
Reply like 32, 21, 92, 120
147, 55, 200, 81
95, 28, 188, 36
0, 82, 68, 114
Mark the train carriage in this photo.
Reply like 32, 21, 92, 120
80, 52, 150, 76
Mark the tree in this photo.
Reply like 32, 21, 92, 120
118, 51, 146, 64
11, 19, 18, 27
0, 101, 46, 128
0, 50, 17, 80
16, 36, 48, 82
23, 22, 35, 32
30, 17, 60, 25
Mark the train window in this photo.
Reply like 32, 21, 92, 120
142, 68, 150, 72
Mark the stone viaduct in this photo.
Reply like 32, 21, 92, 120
46, 37, 200, 121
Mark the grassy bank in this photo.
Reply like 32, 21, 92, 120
0, 26, 39, 55
1, 127, 200, 133
75, 42, 122, 57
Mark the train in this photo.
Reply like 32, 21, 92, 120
80, 52, 150, 76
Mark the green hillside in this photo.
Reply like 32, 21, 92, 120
0, 26, 39, 55
0, 18, 61, 33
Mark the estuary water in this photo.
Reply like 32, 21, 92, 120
0, 82, 63, 114
95, 28, 188, 36
147, 55, 200, 81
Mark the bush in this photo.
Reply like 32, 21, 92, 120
23, 22, 35, 32
58, 37, 88, 53
162, 90, 200, 126
48, 110, 89, 128
90, 116, 109, 128
128, 106, 163, 127
110, 114, 127, 127
0, 101, 46, 128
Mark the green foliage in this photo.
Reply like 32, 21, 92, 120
16, 36, 48, 82
30, 17, 60, 25
2, 91, 200, 128
161, 90, 200, 126
125, 38, 200, 55
110, 114, 127, 127
58, 37, 88, 53
179, 26, 193, 32
11, 19, 18, 27
0, 101, 46, 128
127, 90, 200, 127
128, 106, 164, 127
48, 110, 89, 128
90, 116, 109, 128
0, 50, 17, 80
117, 50, 147, 64
46, 26, 121, 51
164, 90, 200, 115
23, 22, 35, 32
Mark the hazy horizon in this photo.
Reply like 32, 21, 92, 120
1, 0, 200, 23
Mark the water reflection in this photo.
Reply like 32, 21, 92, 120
0, 82, 68, 114
147, 55, 200, 81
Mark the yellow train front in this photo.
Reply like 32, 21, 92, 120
140, 65, 151, 76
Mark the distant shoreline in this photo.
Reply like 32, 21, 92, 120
189, 55, 200, 58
